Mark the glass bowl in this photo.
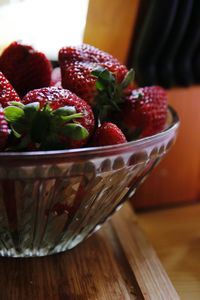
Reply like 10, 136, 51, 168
0, 106, 179, 257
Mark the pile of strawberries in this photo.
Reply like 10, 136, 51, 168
0, 42, 168, 151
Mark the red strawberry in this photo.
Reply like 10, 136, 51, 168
50, 67, 62, 87
59, 44, 128, 105
0, 41, 52, 97
60, 61, 97, 105
0, 104, 9, 150
3, 87, 94, 151
21, 87, 94, 149
0, 72, 21, 107
59, 43, 123, 66
92, 122, 127, 146
121, 86, 168, 138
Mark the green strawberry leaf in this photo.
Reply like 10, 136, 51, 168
99, 69, 115, 83
121, 69, 135, 89
96, 80, 106, 91
30, 112, 50, 143
4, 106, 24, 123
93, 67, 116, 93
8, 101, 25, 109
91, 66, 106, 77
42, 103, 52, 113
53, 106, 76, 116
10, 125, 21, 138
12, 119, 28, 135
61, 123, 89, 140
110, 99, 121, 111
24, 102, 40, 113
23, 102, 40, 121
16, 134, 32, 150
61, 113, 83, 122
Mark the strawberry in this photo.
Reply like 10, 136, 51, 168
60, 61, 97, 105
59, 44, 129, 105
92, 122, 127, 146
88, 67, 167, 139
120, 86, 168, 138
0, 72, 21, 107
4, 87, 94, 150
0, 104, 9, 150
0, 41, 52, 97
50, 67, 62, 87
59, 44, 123, 67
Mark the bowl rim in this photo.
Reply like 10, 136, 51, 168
0, 106, 179, 161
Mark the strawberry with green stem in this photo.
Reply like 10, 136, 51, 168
91, 68, 168, 139
91, 66, 134, 121
4, 87, 94, 150
59, 44, 167, 139
59, 44, 129, 105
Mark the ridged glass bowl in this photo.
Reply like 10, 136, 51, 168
0, 106, 179, 257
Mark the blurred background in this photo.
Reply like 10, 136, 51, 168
0, 0, 89, 59
0, 0, 199, 210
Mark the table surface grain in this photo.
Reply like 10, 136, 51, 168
0, 203, 180, 300
138, 203, 200, 300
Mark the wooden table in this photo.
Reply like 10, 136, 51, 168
0, 203, 180, 300
138, 203, 200, 300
